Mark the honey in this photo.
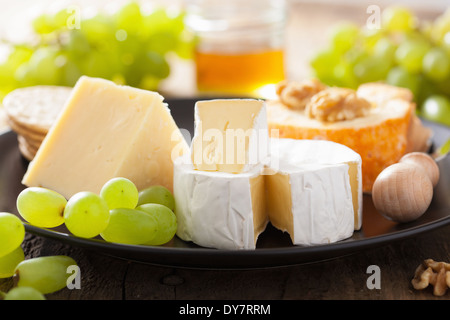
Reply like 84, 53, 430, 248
185, 0, 287, 97
195, 49, 285, 95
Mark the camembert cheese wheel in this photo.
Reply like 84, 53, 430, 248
173, 138, 362, 250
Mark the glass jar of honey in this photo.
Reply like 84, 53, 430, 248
185, 0, 287, 97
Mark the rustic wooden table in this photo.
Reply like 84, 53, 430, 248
0, 224, 448, 300
1, 1, 449, 302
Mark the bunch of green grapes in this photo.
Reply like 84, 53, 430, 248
0, 212, 78, 300
0, 1, 194, 100
1, 177, 177, 299
16, 177, 178, 246
310, 6, 450, 126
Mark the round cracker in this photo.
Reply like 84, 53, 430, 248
17, 136, 36, 161
6, 117, 46, 143
17, 135, 40, 154
3, 85, 72, 133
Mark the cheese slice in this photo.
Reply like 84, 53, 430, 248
22, 76, 189, 199
190, 99, 269, 174
266, 162, 354, 246
268, 138, 363, 231
174, 156, 267, 250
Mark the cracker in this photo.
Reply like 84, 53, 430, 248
6, 117, 46, 143
17, 135, 39, 154
17, 136, 36, 161
3, 85, 72, 133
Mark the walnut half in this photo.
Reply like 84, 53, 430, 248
411, 259, 450, 296
276, 79, 326, 110
305, 87, 371, 122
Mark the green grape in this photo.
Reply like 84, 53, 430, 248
422, 47, 450, 82
16, 187, 67, 228
310, 48, 340, 80
79, 49, 119, 80
359, 28, 385, 52
147, 32, 178, 55
3, 287, 46, 300
443, 31, 450, 54
373, 37, 397, 62
437, 138, 450, 156
126, 51, 170, 87
381, 6, 415, 31
0, 63, 15, 87
136, 203, 177, 245
0, 212, 25, 258
353, 55, 391, 83
137, 185, 175, 210
60, 58, 83, 86
421, 95, 450, 126
63, 191, 110, 238
100, 208, 158, 245
416, 77, 440, 107
332, 61, 358, 88
66, 30, 91, 58
328, 22, 359, 53
395, 39, 430, 74
174, 35, 195, 60
2, 45, 33, 86
14, 255, 77, 294
53, 8, 73, 29
0, 246, 24, 278
80, 14, 116, 43
386, 66, 419, 97
27, 46, 62, 85
431, 9, 450, 43
32, 14, 56, 34
100, 177, 139, 210
142, 8, 180, 41
115, 1, 143, 34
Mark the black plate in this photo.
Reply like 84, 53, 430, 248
1, 98, 450, 270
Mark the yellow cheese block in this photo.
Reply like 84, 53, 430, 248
22, 76, 189, 199
267, 83, 416, 193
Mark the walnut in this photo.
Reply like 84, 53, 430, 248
411, 259, 450, 296
276, 79, 326, 110
305, 87, 371, 122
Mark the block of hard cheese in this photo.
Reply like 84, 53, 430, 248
191, 99, 269, 174
22, 76, 189, 199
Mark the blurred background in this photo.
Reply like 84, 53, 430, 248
0, 0, 449, 129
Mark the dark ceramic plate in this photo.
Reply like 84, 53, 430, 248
1, 98, 450, 269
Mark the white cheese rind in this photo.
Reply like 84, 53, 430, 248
174, 157, 266, 250
288, 164, 354, 245
270, 138, 363, 230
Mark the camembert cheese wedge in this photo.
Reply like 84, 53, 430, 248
174, 156, 267, 250
190, 99, 269, 174
267, 138, 363, 235
22, 76, 189, 199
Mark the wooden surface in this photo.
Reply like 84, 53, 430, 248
1, 225, 449, 300
1, 1, 450, 301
